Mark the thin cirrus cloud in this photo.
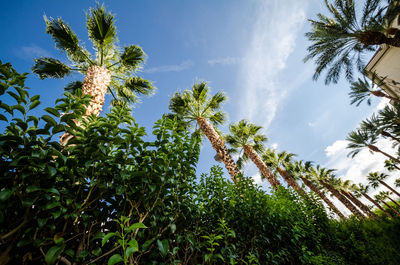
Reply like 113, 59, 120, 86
208, 57, 242, 66
143, 60, 194, 73
15, 44, 52, 60
237, 0, 307, 131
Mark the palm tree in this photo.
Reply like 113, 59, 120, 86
347, 128, 400, 163
294, 161, 346, 219
349, 75, 400, 106
304, 0, 400, 84
261, 149, 307, 193
169, 82, 240, 182
360, 114, 400, 145
313, 166, 365, 219
354, 184, 392, 218
367, 172, 400, 197
375, 192, 400, 217
336, 179, 377, 219
225, 120, 280, 188
32, 4, 154, 144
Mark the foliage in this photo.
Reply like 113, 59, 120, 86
2, 61, 400, 264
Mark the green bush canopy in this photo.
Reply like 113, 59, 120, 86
1, 61, 400, 264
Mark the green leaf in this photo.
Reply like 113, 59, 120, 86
29, 100, 40, 110
44, 107, 60, 117
205, 253, 212, 263
102, 232, 118, 246
12, 104, 25, 115
26, 185, 41, 193
42, 115, 57, 127
31, 95, 40, 101
125, 241, 138, 258
127, 222, 147, 232
0, 114, 7, 122
0, 189, 12, 201
157, 239, 169, 258
170, 223, 176, 233
142, 239, 154, 252
45, 244, 65, 265
107, 254, 123, 265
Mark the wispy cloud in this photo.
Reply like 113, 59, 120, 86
143, 60, 193, 73
237, 0, 307, 130
208, 57, 241, 66
15, 44, 52, 60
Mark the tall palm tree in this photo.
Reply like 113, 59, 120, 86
349, 75, 400, 107
313, 166, 365, 219
32, 4, 154, 144
225, 120, 280, 188
304, 0, 400, 84
367, 172, 400, 197
294, 161, 346, 219
262, 149, 306, 193
169, 82, 240, 182
336, 179, 378, 218
354, 184, 393, 218
360, 114, 400, 145
347, 128, 400, 163
375, 192, 400, 217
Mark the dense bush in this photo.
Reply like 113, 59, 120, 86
1, 61, 400, 265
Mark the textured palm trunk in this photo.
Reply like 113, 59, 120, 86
300, 177, 346, 219
357, 30, 400, 47
379, 180, 400, 198
386, 195, 400, 208
368, 144, 400, 164
243, 145, 281, 189
342, 191, 377, 219
277, 167, 307, 197
362, 193, 392, 218
60, 65, 111, 146
197, 117, 240, 182
381, 200, 400, 218
320, 181, 365, 219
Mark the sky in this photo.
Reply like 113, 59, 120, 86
1, 0, 398, 215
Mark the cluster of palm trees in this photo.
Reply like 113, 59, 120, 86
167, 81, 400, 219
33, 2, 400, 219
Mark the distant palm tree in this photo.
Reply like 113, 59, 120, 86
367, 172, 400, 197
294, 161, 346, 219
169, 82, 240, 182
349, 75, 400, 106
262, 150, 306, 194
313, 166, 365, 219
347, 129, 400, 163
337, 179, 377, 219
375, 191, 400, 217
225, 120, 281, 188
360, 114, 400, 145
305, 0, 400, 84
32, 4, 154, 144
354, 184, 392, 218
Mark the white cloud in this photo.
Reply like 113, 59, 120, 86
16, 44, 52, 60
376, 97, 390, 110
143, 60, 193, 73
237, 0, 307, 130
252, 173, 263, 185
271, 143, 279, 150
208, 57, 241, 66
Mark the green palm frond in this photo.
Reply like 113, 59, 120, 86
64, 81, 82, 93
32, 57, 71, 79
119, 45, 145, 71
44, 16, 89, 63
124, 77, 155, 96
346, 129, 377, 157
86, 4, 117, 48
209, 110, 226, 126
349, 77, 373, 106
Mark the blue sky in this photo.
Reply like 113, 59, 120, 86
1, 0, 396, 200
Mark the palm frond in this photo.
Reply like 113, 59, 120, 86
119, 45, 145, 71
86, 4, 117, 48
64, 81, 83, 93
32, 57, 71, 79
124, 77, 155, 96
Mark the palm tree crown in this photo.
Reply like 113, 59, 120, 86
32, 4, 154, 106
304, 0, 400, 84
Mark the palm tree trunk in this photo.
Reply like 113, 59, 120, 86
197, 117, 240, 182
60, 65, 111, 145
381, 130, 400, 143
277, 167, 307, 196
243, 145, 281, 188
320, 181, 365, 219
357, 31, 400, 47
300, 177, 346, 219
381, 200, 400, 218
386, 195, 400, 208
342, 191, 377, 219
362, 192, 392, 218
368, 144, 400, 164
371, 90, 400, 104
379, 180, 400, 197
